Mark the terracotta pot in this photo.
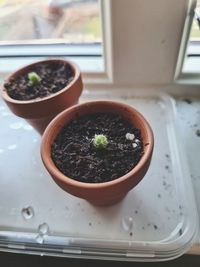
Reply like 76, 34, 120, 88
41, 101, 154, 206
1, 59, 83, 134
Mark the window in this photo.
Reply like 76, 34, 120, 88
1, 1, 191, 87
0, 0, 102, 44
182, 0, 200, 73
0, 0, 104, 73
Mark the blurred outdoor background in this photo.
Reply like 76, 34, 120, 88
190, 0, 200, 40
0, 0, 102, 44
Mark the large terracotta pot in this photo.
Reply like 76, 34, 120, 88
1, 59, 83, 134
41, 101, 154, 206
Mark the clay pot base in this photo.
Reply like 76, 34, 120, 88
27, 100, 79, 135
26, 115, 56, 135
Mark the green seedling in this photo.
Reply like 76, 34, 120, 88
28, 72, 41, 85
92, 134, 108, 149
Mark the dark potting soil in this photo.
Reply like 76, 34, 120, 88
51, 113, 144, 183
4, 62, 74, 100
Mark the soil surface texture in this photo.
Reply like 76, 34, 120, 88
4, 62, 74, 100
51, 113, 144, 183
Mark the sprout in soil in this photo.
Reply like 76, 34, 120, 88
92, 134, 108, 149
28, 72, 41, 85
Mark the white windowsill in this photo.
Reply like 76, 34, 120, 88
0, 56, 104, 74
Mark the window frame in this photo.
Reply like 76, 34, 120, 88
174, 0, 200, 83
0, 0, 113, 85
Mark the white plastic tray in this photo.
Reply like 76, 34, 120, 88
0, 89, 198, 261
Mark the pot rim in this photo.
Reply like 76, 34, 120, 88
1, 58, 81, 104
41, 100, 154, 190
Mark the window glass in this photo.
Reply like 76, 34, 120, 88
183, 0, 200, 73
0, 0, 102, 44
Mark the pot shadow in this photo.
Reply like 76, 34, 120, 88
86, 194, 132, 224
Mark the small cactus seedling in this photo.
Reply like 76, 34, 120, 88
28, 72, 41, 85
92, 134, 108, 149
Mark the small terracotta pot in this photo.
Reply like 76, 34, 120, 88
1, 59, 83, 134
41, 101, 154, 206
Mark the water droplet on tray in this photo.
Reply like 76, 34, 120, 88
23, 125, 33, 131
8, 144, 17, 150
36, 234, 44, 244
10, 122, 23, 130
2, 111, 11, 116
21, 206, 34, 219
0, 106, 5, 111
122, 216, 133, 232
38, 223, 49, 235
